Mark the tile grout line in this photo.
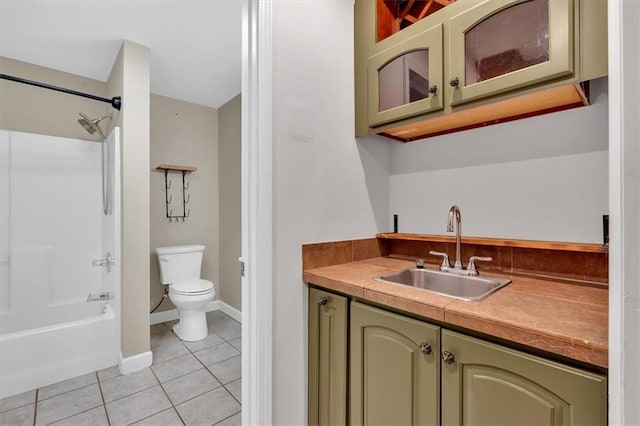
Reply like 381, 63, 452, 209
187, 339, 230, 392
148, 363, 187, 425
100, 378, 160, 405
32, 389, 38, 426
36, 381, 97, 403
221, 380, 242, 406
213, 409, 242, 426
184, 331, 240, 376
96, 371, 112, 425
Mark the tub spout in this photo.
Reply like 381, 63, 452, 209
86, 292, 111, 302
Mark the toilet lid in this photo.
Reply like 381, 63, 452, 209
171, 279, 214, 295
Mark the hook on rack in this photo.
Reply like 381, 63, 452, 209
166, 179, 172, 190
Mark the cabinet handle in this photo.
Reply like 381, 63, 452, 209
428, 85, 438, 95
441, 350, 455, 364
420, 342, 432, 355
318, 296, 328, 306
449, 77, 460, 87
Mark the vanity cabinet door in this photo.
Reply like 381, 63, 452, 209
441, 329, 607, 426
448, 0, 574, 107
350, 302, 440, 426
308, 287, 348, 426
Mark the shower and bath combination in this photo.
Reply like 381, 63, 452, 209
0, 74, 123, 399
78, 112, 113, 215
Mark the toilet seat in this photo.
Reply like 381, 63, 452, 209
170, 279, 214, 296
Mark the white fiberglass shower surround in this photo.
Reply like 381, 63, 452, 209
0, 127, 121, 399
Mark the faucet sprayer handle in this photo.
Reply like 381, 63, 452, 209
467, 256, 492, 275
429, 251, 451, 271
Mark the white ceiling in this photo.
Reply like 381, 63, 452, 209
0, 0, 244, 109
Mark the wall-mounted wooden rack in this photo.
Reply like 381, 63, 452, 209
155, 165, 197, 223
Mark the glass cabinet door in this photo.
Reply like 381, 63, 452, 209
368, 23, 443, 127
448, 0, 573, 106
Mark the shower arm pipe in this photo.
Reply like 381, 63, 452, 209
0, 73, 122, 110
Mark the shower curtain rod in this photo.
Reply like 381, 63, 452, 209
0, 73, 122, 110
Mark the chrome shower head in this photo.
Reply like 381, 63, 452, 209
78, 113, 111, 139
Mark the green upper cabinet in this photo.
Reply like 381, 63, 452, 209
448, 0, 574, 106
354, 0, 608, 141
308, 288, 348, 426
350, 301, 440, 426
368, 23, 444, 127
441, 329, 607, 426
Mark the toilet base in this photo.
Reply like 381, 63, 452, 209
173, 309, 209, 341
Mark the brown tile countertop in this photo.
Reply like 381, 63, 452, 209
303, 257, 608, 369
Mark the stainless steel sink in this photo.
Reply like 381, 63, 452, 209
375, 268, 511, 301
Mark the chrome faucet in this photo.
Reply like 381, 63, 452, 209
447, 205, 463, 270
429, 205, 493, 276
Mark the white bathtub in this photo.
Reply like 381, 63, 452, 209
0, 302, 119, 399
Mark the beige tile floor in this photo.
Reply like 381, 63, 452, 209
0, 311, 242, 426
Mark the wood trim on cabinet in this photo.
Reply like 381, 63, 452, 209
379, 83, 587, 141
377, 233, 608, 253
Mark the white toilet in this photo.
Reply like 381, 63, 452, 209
155, 245, 215, 341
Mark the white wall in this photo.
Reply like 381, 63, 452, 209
390, 78, 609, 243
272, 1, 390, 423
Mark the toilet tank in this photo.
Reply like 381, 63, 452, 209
155, 245, 205, 284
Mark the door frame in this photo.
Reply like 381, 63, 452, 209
607, 1, 640, 424
241, 1, 273, 424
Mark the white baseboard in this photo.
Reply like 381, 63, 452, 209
150, 299, 241, 325
150, 308, 179, 325
119, 350, 152, 375
218, 300, 242, 322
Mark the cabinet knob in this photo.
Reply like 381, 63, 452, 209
428, 85, 438, 95
419, 342, 432, 355
441, 350, 455, 364
449, 77, 460, 87
318, 296, 328, 306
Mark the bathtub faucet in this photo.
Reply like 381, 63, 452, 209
92, 252, 116, 273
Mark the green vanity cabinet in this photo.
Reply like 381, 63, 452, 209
350, 302, 440, 425
307, 289, 607, 425
308, 287, 348, 426
441, 329, 607, 426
